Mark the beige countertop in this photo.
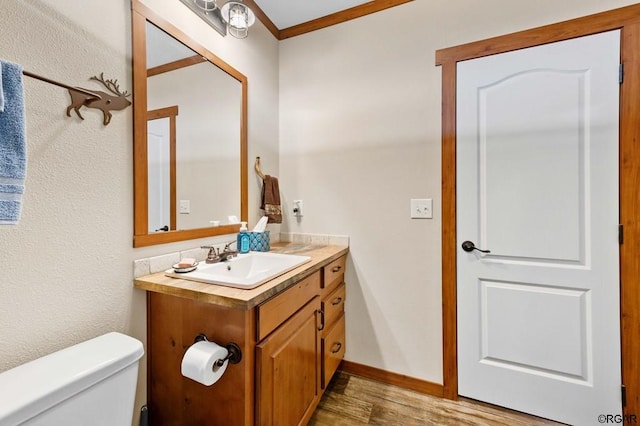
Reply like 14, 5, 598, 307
134, 243, 349, 310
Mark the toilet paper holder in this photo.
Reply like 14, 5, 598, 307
193, 334, 242, 371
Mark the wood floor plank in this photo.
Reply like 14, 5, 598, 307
344, 374, 439, 409
309, 372, 564, 426
309, 409, 368, 426
315, 389, 373, 423
368, 403, 429, 425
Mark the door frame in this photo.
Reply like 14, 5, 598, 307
436, 3, 640, 417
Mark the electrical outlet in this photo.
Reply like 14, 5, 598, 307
411, 198, 432, 219
179, 200, 190, 214
293, 200, 303, 218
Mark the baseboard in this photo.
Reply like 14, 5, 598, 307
339, 360, 444, 398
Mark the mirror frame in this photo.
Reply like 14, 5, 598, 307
132, 0, 248, 247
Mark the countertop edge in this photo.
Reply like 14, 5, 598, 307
134, 244, 349, 310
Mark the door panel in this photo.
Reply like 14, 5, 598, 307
481, 70, 585, 262
457, 30, 621, 425
480, 280, 589, 379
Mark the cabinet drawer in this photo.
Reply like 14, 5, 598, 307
323, 255, 346, 294
257, 271, 320, 341
322, 313, 345, 389
321, 283, 345, 333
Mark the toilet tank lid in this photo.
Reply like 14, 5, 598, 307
0, 332, 144, 425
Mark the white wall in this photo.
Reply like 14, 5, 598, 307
0, 0, 279, 423
278, 0, 638, 384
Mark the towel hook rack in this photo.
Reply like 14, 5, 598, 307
22, 70, 131, 126
255, 157, 266, 179
23, 70, 101, 99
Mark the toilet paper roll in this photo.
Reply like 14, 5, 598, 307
181, 340, 229, 386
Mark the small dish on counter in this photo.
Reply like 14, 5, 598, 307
171, 262, 199, 273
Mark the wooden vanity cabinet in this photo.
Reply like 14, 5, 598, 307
143, 250, 347, 426
255, 255, 347, 425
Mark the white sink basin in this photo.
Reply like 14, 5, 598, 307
165, 251, 312, 289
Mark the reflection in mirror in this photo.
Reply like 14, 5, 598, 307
146, 22, 241, 231
132, 0, 248, 247
147, 106, 177, 232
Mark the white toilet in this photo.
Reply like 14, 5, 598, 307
0, 332, 144, 426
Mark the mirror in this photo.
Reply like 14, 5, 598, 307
132, 0, 248, 247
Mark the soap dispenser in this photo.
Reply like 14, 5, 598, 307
237, 221, 250, 254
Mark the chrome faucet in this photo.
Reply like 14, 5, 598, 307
219, 240, 238, 261
201, 241, 238, 264
201, 245, 221, 264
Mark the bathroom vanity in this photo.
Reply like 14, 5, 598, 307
134, 243, 348, 425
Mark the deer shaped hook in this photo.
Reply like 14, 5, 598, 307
66, 73, 132, 126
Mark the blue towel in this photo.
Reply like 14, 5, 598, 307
0, 59, 27, 225
0, 62, 4, 112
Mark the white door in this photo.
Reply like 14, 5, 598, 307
147, 117, 171, 233
456, 31, 621, 425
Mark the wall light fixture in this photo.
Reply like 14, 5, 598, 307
220, 1, 256, 39
178, 0, 255, 39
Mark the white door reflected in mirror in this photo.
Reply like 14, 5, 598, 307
148, 117, 171, 233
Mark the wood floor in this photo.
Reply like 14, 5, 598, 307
309, 371, 564, 425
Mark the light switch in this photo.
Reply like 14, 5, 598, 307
179, 200, 190, 214
411, 198, 432, 219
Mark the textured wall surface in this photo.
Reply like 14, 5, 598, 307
0, 0, 279, 422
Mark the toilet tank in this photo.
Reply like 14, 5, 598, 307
0, 332, 144, 426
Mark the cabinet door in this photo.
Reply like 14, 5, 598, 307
256, 297, 321, 426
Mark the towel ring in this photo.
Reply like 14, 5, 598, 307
255, 157, 266, 179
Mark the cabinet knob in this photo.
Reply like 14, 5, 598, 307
331, 342, 342, 354
331, 265, 342, 273
331, 297, 343, 306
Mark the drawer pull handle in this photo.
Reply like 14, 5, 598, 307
331, 265, 342, 273
331, 297, 343, 306
317, 310, 325, 331
331, 342, 342, 354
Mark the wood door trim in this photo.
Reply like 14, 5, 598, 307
436, 3, 640, 65
436, 4, 640, 417
619, 21, 640, 414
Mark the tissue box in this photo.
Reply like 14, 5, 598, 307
249, 231, 270, 252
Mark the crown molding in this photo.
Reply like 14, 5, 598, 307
246, 0, 414, 40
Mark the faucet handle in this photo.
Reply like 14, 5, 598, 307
201, 245, 221, 263
223, 240, 237, 252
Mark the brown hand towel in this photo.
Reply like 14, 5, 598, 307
261, 175, 282, 223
